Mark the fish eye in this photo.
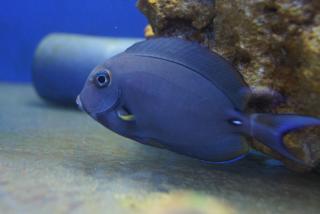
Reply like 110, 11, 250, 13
94, 70, 111, 88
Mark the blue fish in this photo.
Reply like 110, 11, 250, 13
77, 37, 320, 164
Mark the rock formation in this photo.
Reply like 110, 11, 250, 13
137, 0, 320, 171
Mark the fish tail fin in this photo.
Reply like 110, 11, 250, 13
249, 113, 320, 163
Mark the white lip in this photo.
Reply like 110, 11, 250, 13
76, 96, 84, 111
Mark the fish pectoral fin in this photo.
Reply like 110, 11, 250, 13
117, 107, 135, 121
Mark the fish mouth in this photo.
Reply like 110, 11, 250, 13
76, 96, 84, 111
76, 95, 97, 119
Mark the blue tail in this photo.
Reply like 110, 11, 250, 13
249, 113, 320, 164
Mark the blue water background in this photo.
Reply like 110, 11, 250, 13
0, 0, 147, 82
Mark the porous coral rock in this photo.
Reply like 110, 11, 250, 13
137, 0, 320, 171
137, 0, 216, 46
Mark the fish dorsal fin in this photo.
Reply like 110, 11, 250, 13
125, 37, 248, 109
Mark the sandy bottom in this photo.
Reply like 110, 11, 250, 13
0, 83, 319, 214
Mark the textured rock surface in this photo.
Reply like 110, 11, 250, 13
1, 83, 320, 213
137, 0, 216, 46
137, 0, 320, 171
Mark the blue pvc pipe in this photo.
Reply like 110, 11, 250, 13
32, 33, 142, 106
